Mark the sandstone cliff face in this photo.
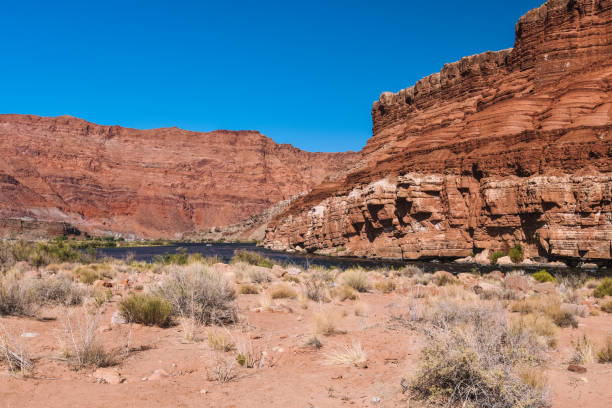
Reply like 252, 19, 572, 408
0, 115, 359, 238
265, 0, 612, 261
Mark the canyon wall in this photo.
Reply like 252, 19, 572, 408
264, 0, 612, 262
0, 115, 359, 238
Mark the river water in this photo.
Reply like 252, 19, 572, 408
96, 243, 611, 276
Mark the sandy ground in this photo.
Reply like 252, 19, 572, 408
1, 286, 611, 408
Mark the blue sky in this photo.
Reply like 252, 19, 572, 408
1, 1, 544, 152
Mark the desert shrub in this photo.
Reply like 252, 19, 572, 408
61, 310, 119, 368
282, 275, 300, 283
597, 336, 612, 363
156, 265, 237, 325
334, 285, 358, 301
237, 284, 260, 295
374, 279, 396, 293
75, 266, 104, 284
230, 250, 274, 268
31, 276, 86, 306
0, 275, 37, 316
510, 314, 558, 348
434, 273, 457, 287
245, 266, 271, 284
594, 278, 612, 298
533, 269, 555, 283
269, 283, 297, 299
339, 269, 369, 292
408, 301, 549, 408
571, 334, 595, 364
511, 296, 578, 328
119, 294, 173, 327
1, 240, 93, 269
508, 244, 524, 264
0, 323, 34, 375
489, 251, 506, 265
302, 278, 329, 302
601, 299, 612, 313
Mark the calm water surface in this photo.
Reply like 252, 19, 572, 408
96, 243, 611, 276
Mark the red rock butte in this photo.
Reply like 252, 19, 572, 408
0, 114, 360, 239
264, 0, 612, 261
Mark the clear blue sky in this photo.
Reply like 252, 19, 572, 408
1, 0, 544, 152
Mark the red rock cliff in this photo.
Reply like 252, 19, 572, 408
264, 0, 612, 261
0, 115, 360, 238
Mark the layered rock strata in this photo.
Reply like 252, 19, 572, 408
265, 0, 612, 262
0, 115, 359, 238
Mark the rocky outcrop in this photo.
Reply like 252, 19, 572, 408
0, 115, 359, 238
265, 0, 612, 262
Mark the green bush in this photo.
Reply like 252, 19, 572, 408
489, 251, 506, 265
508, 244, 524, 264
532, 269, 555, 283
594, 278, 612, 298
230, 250, 274, 268
119, 294, 173, 327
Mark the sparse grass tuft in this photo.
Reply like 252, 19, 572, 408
269, 283, 297, 299
601, 299, 612, 313
314, 311, 341, 336
571, 334, 595, 364
237, 284, 260, 295
119, 293, 173, 327
207, 329, 235, 352
374, 279, 396, 293
339, 270, 369, 292
0, 323, 34, 375
325, 342, 367, 368
302, 278, 329, 302
334, 285, 358, 301
597, 336, 612, 363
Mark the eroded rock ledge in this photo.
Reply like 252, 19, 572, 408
264, 0, 612, 261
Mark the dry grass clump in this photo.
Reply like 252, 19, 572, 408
269, 283, 297, 299
258, 292, 274, 311
245, 266, 272, 284
0, 273, 86, 316
395, 265, 423, 277
510, 295, 579, 328
311, 267, 338, 283
510, 314, 558, 348
601, 299, 612, 313
334, 285, 358, 301
571, 334, 595, 364
374, 279, 396, 293
597, 335, 612, 363
61, 309, 120, 368
237, 284, 260, 295
325, 341, 367, 368
235, 338, 271, 369
207, 352, 238, 383
407, 300, 550, 408
207, 329, 235, 352
230, 250, 275, 268
0, 323, 34, 375
119, 293, 173, 327
302, 278, 330, 303
339, 269, 369, 292
314, 311, 343, 336
156, 264, 237, 325
304, 335, 323, 349
75, 265, 109, 284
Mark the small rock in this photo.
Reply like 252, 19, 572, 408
200, 389, 208, 394
568, 364, 587, 373
93, 368, 124, 384
495, 256, 513, 265
148, 368, 170, 381
474, 249, 490, 264
21, 332, 39, 338
371, 396, 381, 404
